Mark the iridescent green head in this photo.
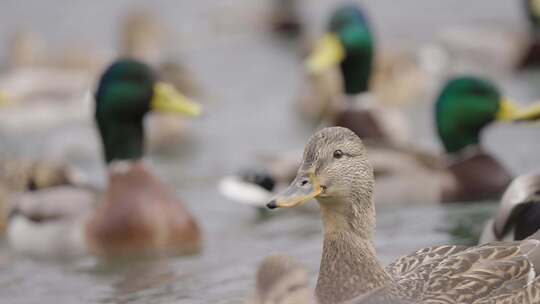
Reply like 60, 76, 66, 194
435, 77, 518, 154
306, 5, 374, 95
95, 59, 201, 163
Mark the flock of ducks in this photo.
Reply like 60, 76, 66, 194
1, 1, 540, 304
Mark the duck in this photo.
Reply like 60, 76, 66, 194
248, 255, 317, 304
266, 126, 540, 304
480, 173, 540, 243
221, 76, 540, 207
297, 5, 432, 137
0, 158, 83, 233
6, 59, 202, 258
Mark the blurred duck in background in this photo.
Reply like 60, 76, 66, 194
7, 60, 202, 258
298, 5, 434, 127
0, 159, 84, 233
0, 30, 104, 132
247, 255, 317, 304
480, 173, 540, 243
220, 76, 540, 208
0, 11, 202, 152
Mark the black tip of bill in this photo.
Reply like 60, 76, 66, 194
266, 200, 277, 209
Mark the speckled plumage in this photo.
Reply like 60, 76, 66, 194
272, 127, 540, 304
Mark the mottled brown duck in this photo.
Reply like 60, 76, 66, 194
267, 127, 540, 304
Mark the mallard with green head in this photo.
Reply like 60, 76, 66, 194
7, 59, 202, 258
480, 173, 540, 243
372, 76, 540, 204
266, 127, 540, 304
301, 5, 410, 144
221, 76, 540, 207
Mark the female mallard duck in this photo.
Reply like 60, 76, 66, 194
480, 173, 540, 243
248, 255, 317, 304
266, 127, 540, 304
0, 158, 82, 233
7, 59, 202, 258
222, 76, 540, 207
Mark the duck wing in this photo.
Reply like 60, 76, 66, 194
388, 240, 540, 303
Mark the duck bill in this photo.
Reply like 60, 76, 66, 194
266, 172, 322, 209
152, 82, 202, 117
512, 102, 540, 122
306, 33, 345, 75
496, 97, 540, 122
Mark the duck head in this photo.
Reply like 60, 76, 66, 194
435, 76, 535, 154
307, 5, 374, 95
95, 59, 201, 163
267, 127, 373, 210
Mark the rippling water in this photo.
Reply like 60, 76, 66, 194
0, 1, 539, 303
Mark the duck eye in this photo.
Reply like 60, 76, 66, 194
333, 150, 344, 159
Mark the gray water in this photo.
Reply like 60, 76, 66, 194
0, 1, 540, 303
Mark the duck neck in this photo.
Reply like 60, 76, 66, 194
97, 119, 145, 164
341, 51, 372, 96
315, 193, 390, 304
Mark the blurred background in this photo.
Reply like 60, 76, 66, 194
0, 0, 539, 303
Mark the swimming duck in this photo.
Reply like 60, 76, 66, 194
480, 173, 540, 243
248, 255, 317, 304
267, 127, 540, 304
0, 158, 82, 233
298, 5, 432, 142
7, 59, 202, 258
222, 76, 540, 206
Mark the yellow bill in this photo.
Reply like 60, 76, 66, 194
306, 34, 345, 75
152, 82, 202, 117
266, 172, 322, 209
512, 102, 540, 122
496, 97, 540, 122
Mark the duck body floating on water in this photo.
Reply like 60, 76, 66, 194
7, 59, 202, 259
